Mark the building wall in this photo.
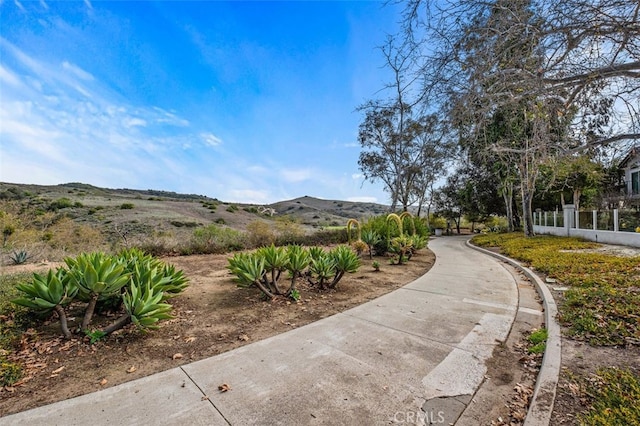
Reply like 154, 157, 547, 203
623, 152, 640, 195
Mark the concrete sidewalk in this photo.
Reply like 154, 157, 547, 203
1, 236, 519, 426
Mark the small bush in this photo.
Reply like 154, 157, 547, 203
226, 205, 238, 213
246, 220, 276, 248
120, 203, 135, 209
170, 221, 199, 228
185, 224, 246, 254
274, 217, 305, 245
48, 198, 74, 211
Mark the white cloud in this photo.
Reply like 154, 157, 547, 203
13, 0, 25, 12
227, 189, 271, 204
201, 132, 222, 147
281, 168, 312, 183
347, 196, 378, 203
153, 107, 190, 127
0, 46, 223, 194
62, 61, 95, 81
344, 142, 359, 148
0, 65, 21, 87
83, 0, 92, 10
123, 117, 147, 128
39, 0, 48, 10
351, 173, 363, 179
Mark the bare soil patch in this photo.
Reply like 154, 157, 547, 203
0, 249, 435, 417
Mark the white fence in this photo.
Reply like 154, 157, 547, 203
533, 204, 640, 247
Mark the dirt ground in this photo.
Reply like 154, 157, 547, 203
0, 249, 435, 417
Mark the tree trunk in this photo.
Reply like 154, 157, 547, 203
521, 187, 535, 237
502, 184, 514, 232
254, 280, 275, 299
54, 305, 71, 339
329, 271, 345, 289
573, 189, 581, 211
101, 313, 131, 335
81, 294, 98, 332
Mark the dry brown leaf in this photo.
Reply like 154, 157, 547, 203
126, 366, 137, 373
99, 378, 108, 386
172, 353, 183, 360
238, 334, 249, 341
51, 366, 65, 374
184, 336, 196, 343
218, 383, 232, 392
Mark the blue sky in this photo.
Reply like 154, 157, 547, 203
0, 0, 404, 204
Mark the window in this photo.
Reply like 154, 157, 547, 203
632, 171, 640, 195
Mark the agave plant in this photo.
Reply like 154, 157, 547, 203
9, 250, 30, 265
390, 235, 413, 265
127, 259, 188, 301
360, 229, 382, 259
64, 252, 130, 331
407, 234, 428, 260
351, 240, 368, 257
12, 268, 78, 338
100, 279, 173, 335
285, 245, 310, 298
308, 246, 325, 261
257, 244, 289, 295
328, 245, 360, 288
120, 280, 173, 332
227, 252, 274, 299
308, 252, 335, 290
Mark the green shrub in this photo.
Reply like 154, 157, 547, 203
226, 204, 238, 213
274, 217, 305, 245
246, 220, 276, 248
120, 203, 135, 209
48, 198, 74, 211
187, 224, 246, 254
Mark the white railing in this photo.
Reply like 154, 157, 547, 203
533, 205, 640, 247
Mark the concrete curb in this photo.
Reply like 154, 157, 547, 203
466, 240, 560, 426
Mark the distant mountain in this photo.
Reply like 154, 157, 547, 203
0, 183, 391, 234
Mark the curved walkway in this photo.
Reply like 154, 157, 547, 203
1, 236, 521, 426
